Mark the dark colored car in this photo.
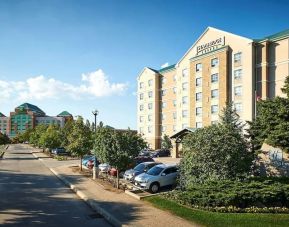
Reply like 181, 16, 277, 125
52, 147, 68, 155
124, 162, 161, 182
139, 149, 153, 157
150, 149, 171, 158
134, 156, 154, 164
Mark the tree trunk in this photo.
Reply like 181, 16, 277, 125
116, 169, 119, 189
80, 155, 82, 171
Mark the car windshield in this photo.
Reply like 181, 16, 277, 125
134, 163, 145, 172
147, 166, 164, 176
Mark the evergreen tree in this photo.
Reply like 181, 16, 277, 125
220, 101, 243, 130
179, 102, 254, 187
161, 134, 173, 150
248, 75, 289, 152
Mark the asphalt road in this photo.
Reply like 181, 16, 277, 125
0, 144, 110, 227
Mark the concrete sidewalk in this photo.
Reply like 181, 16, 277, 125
31, 149, 196, 227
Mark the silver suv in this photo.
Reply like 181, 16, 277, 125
134, 164, 178, 193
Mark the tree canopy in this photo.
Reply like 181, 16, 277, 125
0, 132, 10, 145
66, 116, 92, 170
94, 127, 147, 170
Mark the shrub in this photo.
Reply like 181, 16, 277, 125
163, 178, 289, 213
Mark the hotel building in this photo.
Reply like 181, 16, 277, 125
137, 27, 289, 156
0, 103, 73, 137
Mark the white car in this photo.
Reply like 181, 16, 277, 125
134, 164, 178, 193
98, 163, 111, 172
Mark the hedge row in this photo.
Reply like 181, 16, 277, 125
164, 178, 289, 213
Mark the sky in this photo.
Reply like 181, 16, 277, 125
0, 0, 288, 129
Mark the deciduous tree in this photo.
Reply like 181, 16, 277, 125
67, 116, 92, 170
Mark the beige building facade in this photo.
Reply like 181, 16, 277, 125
137, 27, 289, 155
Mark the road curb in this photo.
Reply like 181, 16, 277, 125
49, 167, 126, 227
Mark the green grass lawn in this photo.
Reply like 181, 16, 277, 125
144, 196, 289, 227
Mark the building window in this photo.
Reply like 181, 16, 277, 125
182, 82, 188, 91
139, 105, 144, 111
211, 58, 219, 67
211, 89, 219, 99
139, 127, 143, 133
196, 63, 202, 72
196, 92, 202, 102
182, 110, 188, 118
234, 103, 242, 112
161, 77, 166, 85
173, 112, 177, 119
148, 103, 153, 110
148, 114, 152, 122
148, 126, 152, 133
139, 82, 144, 89
173, 100, 177, 107
161, 89, 166, 96
196, 77, 202, 87
162, 102, 166, 109
173, 87, 177, 94
211, 120, 218, 125
161, 114, 166, 120
234, 86, 242, 96
182, 96, 188, 105
139, 116, 143, 122
182, 124, 188, 129
211, 73, 219, 83
173, 75, 177, 81
234, 52, 242, 63
148, 91, 153, 98
139, 93, 144, 100
182, 68, 188, 77
211, 105, 218, 114
234, 69, 242, 80
148, 80, 153, 87
196, 107, 202, 116
173, 125, 176, 132
161, 126, 166, 133
196, 122, 202, 128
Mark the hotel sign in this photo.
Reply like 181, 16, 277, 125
196, 37, 225, 55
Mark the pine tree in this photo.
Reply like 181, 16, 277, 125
220, 101, 243, 131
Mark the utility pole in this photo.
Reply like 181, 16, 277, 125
92, 110, 99, 180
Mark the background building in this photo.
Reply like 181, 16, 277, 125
0, 103, 73, 137
137, 27, 289, 156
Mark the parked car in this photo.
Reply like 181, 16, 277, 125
124, 162, 161, 182
82, 155, 94, 166
150, 149, 171, 158
134, 164, 178, 193
134, 156, 154, 164
98, 163, 111, 173
52, 147, 68, 155
139, 149, 153, 157
87, 157, 100, 169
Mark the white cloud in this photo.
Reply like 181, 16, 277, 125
0, 69, 128, 102
161, 62, 169, 68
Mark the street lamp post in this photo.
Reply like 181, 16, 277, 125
92, 110, 99, 180
92, 110, 98, 131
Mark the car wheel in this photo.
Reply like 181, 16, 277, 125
149, 182, 160, 194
